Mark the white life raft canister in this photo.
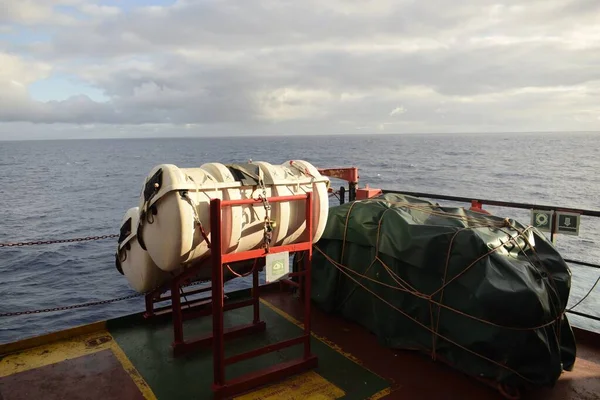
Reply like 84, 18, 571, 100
136, 160, 330, 272
115, 207, 172, 292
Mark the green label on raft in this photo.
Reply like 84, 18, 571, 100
266, 251, 290, 283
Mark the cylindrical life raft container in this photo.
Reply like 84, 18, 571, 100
135, 160, 330, 272
115, 207, 172, 292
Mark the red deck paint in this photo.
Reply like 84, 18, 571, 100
0, 349, 144, 400
260, 289, 600, 400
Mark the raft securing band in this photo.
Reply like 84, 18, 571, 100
226, 163, 261, 186
115, 253, 124, 275
137, 168, 163, 251
136, 221, 147, 251
143, 169, 163, 203
118, 218, 132, 245
116, 217, 132, 275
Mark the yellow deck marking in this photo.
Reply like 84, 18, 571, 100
259, 298, 386, 373
368, 388, 392, 400
259, 298, 396, 397
108, 337, 157, 400
234, 370, 345, 400
259, 298, 394, 397
0, 321, 106, 355
0, 330, 111, 376
0, 329, 157, 400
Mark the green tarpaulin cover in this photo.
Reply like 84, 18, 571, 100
310, 193, 576, 389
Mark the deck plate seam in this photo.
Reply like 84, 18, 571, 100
259, 298, 395, 397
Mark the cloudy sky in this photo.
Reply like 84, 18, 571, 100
1, 0, 599, 140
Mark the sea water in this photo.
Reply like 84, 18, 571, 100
1, 132, 598, 343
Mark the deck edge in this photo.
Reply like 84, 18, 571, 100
0, 321, 106, 356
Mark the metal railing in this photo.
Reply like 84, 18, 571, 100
2, 183, 597, 325
377, 189, 600, 323
381, 190, 600, 217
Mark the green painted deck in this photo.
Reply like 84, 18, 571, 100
1, 287, 600, 400
108, 299, 389, 399
0, 291, 389, 400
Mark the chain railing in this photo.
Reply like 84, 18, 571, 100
0, 293, 144, 317
1, 188, 598, 323
0, 234, 119, 247
0, 234, 215, 317
0, 277, 210, 317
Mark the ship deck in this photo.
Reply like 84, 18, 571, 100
1, 286, 599, 400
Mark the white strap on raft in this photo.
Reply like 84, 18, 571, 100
184, 174, 206, 227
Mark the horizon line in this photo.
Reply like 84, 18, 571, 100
1, 130, 599, 142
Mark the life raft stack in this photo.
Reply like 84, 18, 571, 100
114, 160, 330, 397
115, 159, 330, 293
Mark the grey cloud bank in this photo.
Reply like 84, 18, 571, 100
1, 0, 600, 139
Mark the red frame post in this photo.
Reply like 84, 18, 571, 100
470, 200, 491, 215
317, 167, 358, 184
252, 258, 261, 324
160, 192, 318, 397
172, 280, 184, 346
303, 192, 313, 358
209, 192, 318, 398
144, 292, 155, 318
211, 198, 226, 387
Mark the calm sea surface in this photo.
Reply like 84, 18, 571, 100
1, 132, 599, 343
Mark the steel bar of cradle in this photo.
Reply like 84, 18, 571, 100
381, 188, 600, 322
207, 193, 317, 398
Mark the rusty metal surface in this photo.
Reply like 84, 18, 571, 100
318, 168, 359, 183
0, 349, 144, 400
525, 357, 600, 400
355, 187, 383, 200
261, 290, 600, 400
572, 328, 600, 365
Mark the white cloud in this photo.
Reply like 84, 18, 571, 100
1, 53, 52, 84
79, 4, 121, 17
0, 0, 80, 26
1, 0, 600, 137
0, 53, 52, 115
258, 88, 333, 122
389, 106, 407, 116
